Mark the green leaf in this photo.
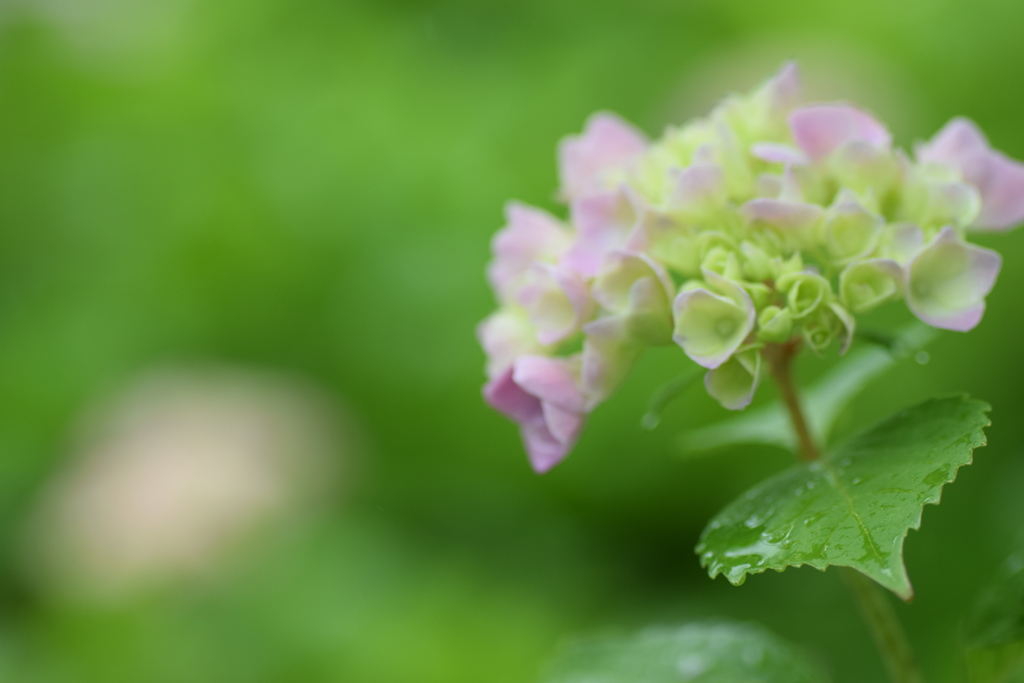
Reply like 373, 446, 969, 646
697, 395, 990, 599
679, 323, 937, 455
538, 622, 829, 683
965, 553, 1024, 683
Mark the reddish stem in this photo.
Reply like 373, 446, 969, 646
764, 340, 819, 462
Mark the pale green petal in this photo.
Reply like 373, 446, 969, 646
819, 193, 884, 265
592, 252, 675, 345
581, 317, 644, 411
907, 226, 1001, 331
701, 247, 744, 281
901, 164, 982, 230
776, 271, 833, 319
801, 302, 855, 354
757, 305, 793, 343
673, 279, 755, 369
829, 139, 900, 197
705, 349, 762, 410
839, 259, 904, 314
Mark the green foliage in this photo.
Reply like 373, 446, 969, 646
697, 396, 990, 599
965, 553, 1024, 683
538, 622, 829, 683
679, 324, 936, 454
1, 0, 1023, 680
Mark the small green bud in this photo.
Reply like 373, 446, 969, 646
776, 271, 832, 319
742, 282, 774, 309
695, 231, 739, 261
776, 252, 804, 278
757, 305, 793, 343
679, 279, 707, 294
739, 241, 775, 282
801, 303, 855, 355
701, 247, 744, 281
839, 259, 903, 314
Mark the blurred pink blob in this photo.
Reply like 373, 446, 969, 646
24, 366, 347, 602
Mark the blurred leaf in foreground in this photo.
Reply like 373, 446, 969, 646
539, 622, 829, 683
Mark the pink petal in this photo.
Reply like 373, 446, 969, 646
741, 198, 823, 230
512, 355, 585, 413
580, 316, 642, 411
750, 142, 808, 166
516, 264, 594, 346
789, 105, 891, 161
487, 202, 571, 300
483, 368, 543, 425
520, 420, 576, 473
541, 402, 584, 446
558, 112, 647, 201
918, 118, 989, 168
668, 163, 727, 211
563, 189, 642, 277
973, 152, 1024, 230
484, 360, 587, 473
914, 301, 985, 332
762, 62, 802, 116
918, 118, 1024, 231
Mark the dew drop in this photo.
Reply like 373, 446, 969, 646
915, 351, 930, 365
744, 514, 765, 529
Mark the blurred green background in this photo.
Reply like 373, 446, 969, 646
1, 0, 1024, 681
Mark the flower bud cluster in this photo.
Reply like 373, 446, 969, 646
479, 63, 1022, 472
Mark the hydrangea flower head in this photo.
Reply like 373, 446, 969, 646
480, 63, 1020, 472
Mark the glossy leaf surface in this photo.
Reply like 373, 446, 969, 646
539, 622, 829, 683
697, 396, 989, 599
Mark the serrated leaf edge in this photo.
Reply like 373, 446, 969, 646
696, 395, 991, 600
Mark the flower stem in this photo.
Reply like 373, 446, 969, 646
765, 341, 925, 683
841, 568, 926, 683
764, 341, 819, 461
